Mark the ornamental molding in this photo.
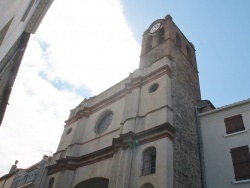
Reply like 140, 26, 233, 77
47, 123, 175, 175
65, 64, 172, 126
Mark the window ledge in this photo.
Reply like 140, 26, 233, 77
231, 179, 250, 184
224, 130, 248, 137
140, 172, 156, 177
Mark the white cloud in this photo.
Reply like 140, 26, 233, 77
36, 0, 140, 94
0, 0, 140, 176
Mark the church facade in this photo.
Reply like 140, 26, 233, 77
42, 15, 202, 188
1, 14, 249, 188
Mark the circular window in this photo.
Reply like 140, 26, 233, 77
96, 112, 113, 135
149, 83, 159, 93
66, 128, 72, 135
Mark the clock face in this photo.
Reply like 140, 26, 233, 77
150, 23, 161, 33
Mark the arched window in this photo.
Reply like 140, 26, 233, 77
48, 177, 54, 188
96, 111, 113, 135
176, 32, 181, 48
145, 35, 153, 53
142, 147, 156, 175
186, 45, 192, 60
157, 27, 164, 44
74, 178, 109, 188
140, 183, 154, 188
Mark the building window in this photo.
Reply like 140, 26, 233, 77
230, 146, 250, 181
176, 33, 181, 48
145, 36, 152, 53
157, 28, 164, 44
142, 147, 156, 175
224, 114, 245, 134
96, 111, 113, 135
186, 45, 191, 60
48, 177, 54, 188
74, 178, 109, 188
148, 83, 159, 93
66, 128, 72, 135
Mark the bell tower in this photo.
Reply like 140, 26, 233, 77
140, 15, 198, 71
140, 15, 202, 187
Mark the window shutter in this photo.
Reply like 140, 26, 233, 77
230, 146, 250, 181
224, 114, 245, 134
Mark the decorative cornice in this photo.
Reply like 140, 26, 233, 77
69, 128, 120, 147
121, 104, 173, 125
47, 123, 175, 175
65, 64, 172, 126
64, 89, 126, 126
25, 0, 54, 33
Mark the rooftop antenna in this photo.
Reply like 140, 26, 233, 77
39, 150, 52, 156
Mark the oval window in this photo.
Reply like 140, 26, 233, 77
149, 83, 159, 93
66, 128, 72, 135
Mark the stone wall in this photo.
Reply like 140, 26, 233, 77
139, 15, 202, 187
170, 37, 201, 188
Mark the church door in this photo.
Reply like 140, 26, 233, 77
74, 178, 109, 188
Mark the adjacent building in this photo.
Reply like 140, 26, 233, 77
0, 156, 50, 188
0, 0, 54, 126
199, 99, 250, 188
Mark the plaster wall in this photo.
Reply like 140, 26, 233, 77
57, 56, 173, 157
72, 158, 113, 187
0, 0, 40, 62
79, 99, 124, 143
57, 97, 125, 157
121, 87, 140, 133
79, 78, 128, 109
138, 75, 171, 127
200, 101, 250, 188
57, 121, 78, 152
130, 138, 173, 188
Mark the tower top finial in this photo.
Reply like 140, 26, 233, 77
165, 14, 172, 20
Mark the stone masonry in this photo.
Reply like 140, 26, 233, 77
140, 15, 202, 187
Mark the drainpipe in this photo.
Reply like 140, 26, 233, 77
195, 104, 211, 188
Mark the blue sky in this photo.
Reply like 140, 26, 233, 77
122, 0, 250, 107
0, 0, 249, 176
